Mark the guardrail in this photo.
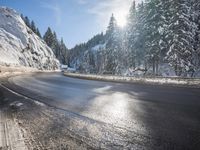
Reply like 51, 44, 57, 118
64, 72, 200, 88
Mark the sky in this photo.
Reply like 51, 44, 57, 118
0, 0, 142, 48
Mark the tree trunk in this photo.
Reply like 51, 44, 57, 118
152, 58, 155, 75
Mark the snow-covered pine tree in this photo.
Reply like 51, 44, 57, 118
52, 31, 60, 58
143, 0, 166, 75
165, 0, 196, 76
59, 38, 69, 64
129, 1, 147, 71
192, 0, 200, 76
21, 15, 41, 38
196, 0, 200, 72
158, 0, 171, 56
44, 29, 69, 64
105, 14, 120, 74
126, 1, 137, 69
43, 27, 54, 48
134, 1, 147, 70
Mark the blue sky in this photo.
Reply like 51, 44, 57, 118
0, 0, 142, 48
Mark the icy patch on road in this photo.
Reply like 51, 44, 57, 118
93, 85, 112, 94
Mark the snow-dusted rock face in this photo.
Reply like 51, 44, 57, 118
0, 7, 59, 70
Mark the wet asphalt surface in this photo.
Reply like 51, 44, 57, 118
9, 73, 200, 149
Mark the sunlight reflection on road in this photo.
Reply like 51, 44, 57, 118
12, 74, 147, 134
82, 88, 147, 135
82, 92, 129, 122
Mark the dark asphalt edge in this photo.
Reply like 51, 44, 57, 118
0, 84, 103, 149
64, 73, 200, 89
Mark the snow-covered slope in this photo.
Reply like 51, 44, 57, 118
0, 7, 59, 70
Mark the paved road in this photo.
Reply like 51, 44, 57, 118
9, 73, 200, 149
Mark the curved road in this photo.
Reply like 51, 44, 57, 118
9, 73, 200, 149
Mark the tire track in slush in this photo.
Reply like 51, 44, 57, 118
0, 110, 9, 150
0, 107, 27, 150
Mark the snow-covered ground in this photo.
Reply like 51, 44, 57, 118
0, 7, 59, 70
91, 43, 106, 52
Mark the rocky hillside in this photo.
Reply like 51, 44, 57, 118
0, 7, 59, 70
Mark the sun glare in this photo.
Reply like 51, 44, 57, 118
115, 10, 128, 28
117, 17, 127, 28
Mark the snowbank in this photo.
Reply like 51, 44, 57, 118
0, 7, 59, 70
64, 73, 200, 88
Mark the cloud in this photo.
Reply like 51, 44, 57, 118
40, 2, 61, 26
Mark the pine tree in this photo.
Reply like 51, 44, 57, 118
21, 15, 41, 38
59, 38, 69, 64
105, 14, 120, 74
126, 1, 148, 73
24, 16, 31, 28
143, 0, 166, 75
30, 21, 37, 33
36, 28, 41, 38
197, 1, 200, 75
126, 1, 137, 69
135, 2, 147, 69
192, 0, 200, 76
43, 27, 54, 48
165, 0, 196, 76
20, 14, 24, 21
52, 31, 60, 58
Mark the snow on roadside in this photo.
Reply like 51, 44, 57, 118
64, 73, 200, 87
0, 65, 38, 78
10, 101, 23, 107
